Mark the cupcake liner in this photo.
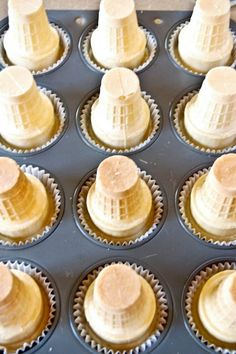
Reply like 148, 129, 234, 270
78, 91, 161, 154
184, 260, 236, 353
0, 259, 57, 354
166, 20, 236, 76
0, 22, 71, 75
75, 168, 165, 248
0, 87, 67, 155
72, 260, 169, 354
178, 166, 236, 247
172, 89, 236, 154
80, 26, 157, 73
0, 164, 62, 248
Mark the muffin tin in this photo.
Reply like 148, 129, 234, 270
0, 8, 236, 354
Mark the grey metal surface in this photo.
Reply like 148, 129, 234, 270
0, 9, 235, 354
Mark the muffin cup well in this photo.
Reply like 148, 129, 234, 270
0, 87, 68, 156
71, 259, 170, 354
183, 259, 236, 353
0, 22, 71, 76
177, 165, 236, 248
77, 89, 162, 155
73, 168, 166, 249
0, 258, 59, 354
165, 19, 236, 77
170, 87, 236, 155
79, 22, 158, 74
0, 164, 64, 249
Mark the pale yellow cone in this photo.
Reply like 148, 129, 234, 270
91, 67, 150, 149
86, 155, 153, 238
190, 153, 236, 237
0, 157, 49, 239
91, 0, 146, 69
84, 264, 156, 344
0, 264, 44, 346
199, 270, 236, 343
184, 67, 236, 149
4, 0, 60, 71
0, 66, 55, 149
178, 0, 233, 73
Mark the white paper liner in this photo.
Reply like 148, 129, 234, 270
0, 164, 62, 247
0, 87, 67, 154
185, 261, 236, 353
0, 23, 71, 75
79, 91, 161, 154
0, 259, 57, 354
76, 169, 164, 247
167, 21, 236, 76
173, 90, 236, 154
179, 167, 236, 247
81, 26, 157, 73
72, 260, 169, 354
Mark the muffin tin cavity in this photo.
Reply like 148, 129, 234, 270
0, 257, 59, 354
70, 258, 172, 354
0, 87, 68, 156
0, 164, 64, 249
169, 87, 236, 155
73, 167, 166, 249
76, 89, 162, 155
182, 258, 236, 353
176, 165, 236, 248
0, 21, 72, 76
78, 22, 158, 74
165, 19, 236, 77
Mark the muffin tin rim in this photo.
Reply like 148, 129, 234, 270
69, 255, 173, 354
72, 166, 167, 250
75, 86, 163, 156
0, 256, 61, 354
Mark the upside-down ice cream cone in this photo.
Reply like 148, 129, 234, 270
91, 67, 150, 149
86, 155, 153, 238
91, 0, 146, 69
198, 269, 236, 343
190, 154, 236, 237
0, 157, 49, 239
84, 263, 156, 344
0, 264, 45, 347
184, 66, 236, 149
4, 0, 60, 72
178, 0, 233, 73
0, 66, 55, 149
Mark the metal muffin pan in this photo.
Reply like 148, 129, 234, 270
0, 9, 236, 354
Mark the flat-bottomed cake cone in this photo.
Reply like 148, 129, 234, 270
0, 157, 49, 238
91, 0, 146, 69
0, 264, 44, 346
0, 66, 55, 149
91, 67, 150, 149
198, 270, 236, 343
4, 0, 60, 71
84, 264, 156, 344
184, 67, 236, 149
178, 0, 233, 73
86, 155, 153, 238
190, 154, 236, 237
